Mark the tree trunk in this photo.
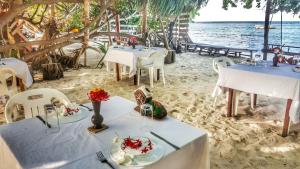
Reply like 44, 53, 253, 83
115, 14, 120, 44
159, 17, 169, 49
141, 1, 147, 34
42, 63, 64, 80
263, 0, 272, 60
106, 10, 112, 45
83, 0, 90, 66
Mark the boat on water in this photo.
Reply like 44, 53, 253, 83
255, 25, 276, 29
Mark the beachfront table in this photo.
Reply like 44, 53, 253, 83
0, 96, 209, 169
0, 58, 33, 90
104, 46, 167, 84
213, 62, 300, 137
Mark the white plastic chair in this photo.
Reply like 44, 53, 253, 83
5, 88, 71, 123
212, 56, 235, 73
212, 57, 256, 115
137, 51, 167, 88
0, 68, 18, 101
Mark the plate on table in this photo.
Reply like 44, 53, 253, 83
110, 136, 165, 167
47, 107, 90, 124
293, 66, 300, 73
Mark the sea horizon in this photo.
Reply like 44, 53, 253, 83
189, 21, 300, 52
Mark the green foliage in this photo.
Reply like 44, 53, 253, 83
222, 0, 300, 14
66, 10, 84, 30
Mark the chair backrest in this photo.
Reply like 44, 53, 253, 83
5, 88, 71, 123
0, 68, 18, 98
212, 57, 235, 73
149, 50, 167, 68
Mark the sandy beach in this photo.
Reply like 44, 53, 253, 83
1, 52, 300, 169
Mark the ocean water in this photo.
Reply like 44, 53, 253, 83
189, 21, 300, 53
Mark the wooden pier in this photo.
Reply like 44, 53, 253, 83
181, 42, 258, 58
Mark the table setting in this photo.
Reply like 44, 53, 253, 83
0, 87, 209, 169
104, 45, 167, 80
213, 53, 300, 137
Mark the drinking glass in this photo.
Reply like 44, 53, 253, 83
44, 104, 60, 133
140, 103, 153, 133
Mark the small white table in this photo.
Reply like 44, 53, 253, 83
214, 62, 300, 136
0, 58, 33, 89
104, 46, 166, 84
0, 96, 209, 169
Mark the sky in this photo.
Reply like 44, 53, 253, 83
193, 0, 300, 22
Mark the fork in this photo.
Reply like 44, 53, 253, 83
96, 151, 115, 169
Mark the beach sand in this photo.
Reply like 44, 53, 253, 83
1, 52, 300, 169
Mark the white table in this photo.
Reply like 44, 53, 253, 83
104, 46, 167, 83
0, 58, 33, 89
0, 96, 209, 169
213, 62, 300, 136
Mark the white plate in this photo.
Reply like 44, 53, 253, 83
47, 107, 90, 124
110, 137, 165, 167
293, 67, 300, 73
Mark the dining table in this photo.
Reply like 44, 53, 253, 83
0, 57, 33, 91
104, 45, 167, 85
213, 62, 300, 137
0, 96, 209, 169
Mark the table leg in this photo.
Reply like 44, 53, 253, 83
227, 88, 234, 117
251, 94, 258, 109
17, 78, 25, 91
282, 99, 292, 137
253, 94, 257, 107
115, 63, 120, 81
157, 69, 160, 81
134, 74, 137, 85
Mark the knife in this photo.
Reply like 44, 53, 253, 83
79, 104, 93, 111
150, 131, 180, 150
36, 115, 52, 128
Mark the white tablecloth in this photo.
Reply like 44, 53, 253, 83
0, 58, 33, 87
104, 46, 167, 77
0, 96, 209, 169
213, 62, 300, 123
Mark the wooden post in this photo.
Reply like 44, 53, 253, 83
282, 99, 292, 137
83, 0, 90, 66
227, 88, 234, 117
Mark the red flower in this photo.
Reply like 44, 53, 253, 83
130, 37, 137, 44
87, 88, 110, 102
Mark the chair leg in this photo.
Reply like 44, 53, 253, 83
106, 61, 109, 72
149, 67, 154, 88
137, 68, 141, 86
161, 68, 166, 86
213, 96, 218, 107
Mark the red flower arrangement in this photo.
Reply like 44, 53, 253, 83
121, 137, 153, 154
87, 88, 110, 102
130, 37, 137, 45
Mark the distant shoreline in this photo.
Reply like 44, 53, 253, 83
192, 21, 300, 24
